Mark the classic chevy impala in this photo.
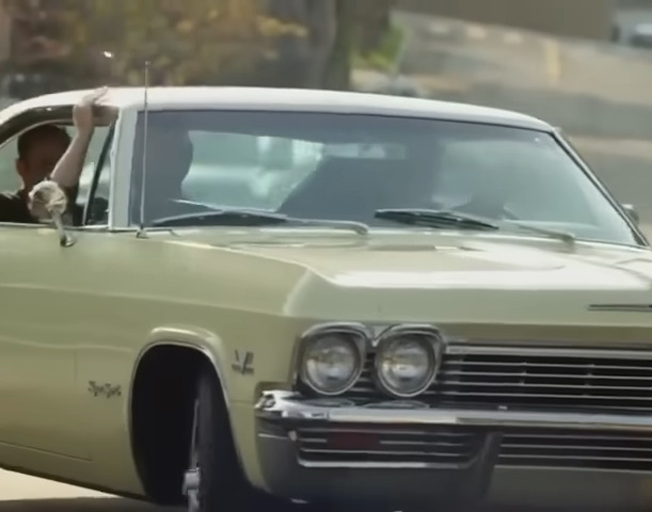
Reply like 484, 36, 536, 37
1, 86, 651, 512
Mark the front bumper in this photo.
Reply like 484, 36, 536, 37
255, 390, 652, 508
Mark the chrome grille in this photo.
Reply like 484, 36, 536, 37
349, 347, 652, 412
296, 425, 482, 465
498, 428, 652, 471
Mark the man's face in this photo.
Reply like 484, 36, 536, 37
16, 135, 69, 191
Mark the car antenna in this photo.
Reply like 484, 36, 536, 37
136, 60, 151, 239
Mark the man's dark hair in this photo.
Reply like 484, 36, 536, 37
17, 124, 71, 160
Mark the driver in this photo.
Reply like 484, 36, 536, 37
0, 87, 107, 224
0, 124, 71, 224
132, 126, 194, 224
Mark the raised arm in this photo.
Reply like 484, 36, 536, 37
49, 87, 108, 189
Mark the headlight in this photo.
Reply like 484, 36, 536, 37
375, 330, 438, 398
299, 329, 365, 396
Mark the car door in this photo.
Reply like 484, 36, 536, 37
0, 106, 112, 461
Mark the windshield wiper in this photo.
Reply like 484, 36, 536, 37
505, 221, 576, 249
374, 208, 500, 231
150, 209, 369, 235
374, 208, 576, 249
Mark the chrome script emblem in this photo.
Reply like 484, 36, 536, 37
88, 381, 122, 398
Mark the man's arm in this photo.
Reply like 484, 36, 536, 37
49, 87, 108, 189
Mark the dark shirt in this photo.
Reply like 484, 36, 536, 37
0, 189, 36, 224
0, 188, 83, 226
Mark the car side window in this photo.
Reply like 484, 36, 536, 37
0, 136, 22, 193
322, 142, 405, 159
76, 126, 112, 205
182, 131, 322, 210
80, 124, 114, 226
180, 133, 410, 211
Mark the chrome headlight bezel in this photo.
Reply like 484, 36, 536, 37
296, 323, 368, 396
373, 325, 443, 398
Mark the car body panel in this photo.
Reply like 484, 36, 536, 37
0, 87, 551, 130
0, 226, 309, 494
4, 224, 652, 496
176, 229, 652, 323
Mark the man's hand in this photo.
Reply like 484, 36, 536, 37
73, 87, 108, 134
49, 86, 109, 190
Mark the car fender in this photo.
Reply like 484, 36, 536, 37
138, 325, 230, 392
128, 325, 256, 473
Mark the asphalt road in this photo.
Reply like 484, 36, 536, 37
0, 470, 579, 512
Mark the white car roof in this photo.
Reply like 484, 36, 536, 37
0, 86, 551, 131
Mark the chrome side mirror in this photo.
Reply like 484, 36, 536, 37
29, 180, 75, 247
623, 203, 640, 225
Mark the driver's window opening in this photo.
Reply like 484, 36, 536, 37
0, 117, 112, 227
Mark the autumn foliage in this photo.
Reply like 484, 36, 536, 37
4, 0, 307, 88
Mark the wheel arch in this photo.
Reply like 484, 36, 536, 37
127, 326, 236, 504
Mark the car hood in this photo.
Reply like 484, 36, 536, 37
173, 230, 652, 327
219, 234, 652, 289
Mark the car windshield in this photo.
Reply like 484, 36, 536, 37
130, 110, 638, 245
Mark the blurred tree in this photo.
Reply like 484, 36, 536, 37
323, 0, 398, 88
4, 0, 307, 89
354, 0, 395, 54
263, 0, 336, 87
323, 0, 354, 90
3, 0, 396, 95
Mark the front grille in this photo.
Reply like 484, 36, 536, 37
349, 347, 652, 412
293, 424, 652, 470
498, 428, 652, 471
296, 424, 482, 465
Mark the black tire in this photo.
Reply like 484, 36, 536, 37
185, 365, 291, 512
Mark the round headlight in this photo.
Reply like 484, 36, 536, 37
375, 335, 437, 398
299, 334, 363, 396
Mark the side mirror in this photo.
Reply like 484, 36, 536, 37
28, 180, 75, 247
623, 203, 640, 225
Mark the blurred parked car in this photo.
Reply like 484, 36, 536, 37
629, 23, 652, 49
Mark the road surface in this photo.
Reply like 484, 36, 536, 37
0, 469, 168, 512
0, 469, 583, 512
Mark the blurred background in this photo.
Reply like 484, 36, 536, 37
1, 0, 652, 236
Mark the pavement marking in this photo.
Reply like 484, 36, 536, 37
542, 37, 562, 86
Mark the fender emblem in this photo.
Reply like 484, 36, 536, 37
232, 350, 254, 375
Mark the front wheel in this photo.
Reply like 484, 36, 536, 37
183, 366, 289, 512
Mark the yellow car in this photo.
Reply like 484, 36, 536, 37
0, 87, 650, 512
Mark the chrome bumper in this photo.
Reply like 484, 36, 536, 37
254, 390, 652, 508
256, 390, 652, 431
